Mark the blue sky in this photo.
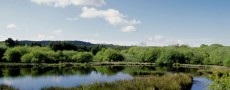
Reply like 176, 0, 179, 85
0, 0, 230, 46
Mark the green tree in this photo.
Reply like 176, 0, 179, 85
21, 53, 33, 63
72, 52, 93, 63
109, 53, 124, 62
0, 47, 7, 61
94, 48, 125, 62
3, 47, 29, 62
156, 48, 184, 65
4, 38, 16, 47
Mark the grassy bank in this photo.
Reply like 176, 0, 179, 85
0, 84, 18, 90
42, 73, 192, 90
0, 62, 221, 67
197, 65, 230, 75
0, 62, 156, 67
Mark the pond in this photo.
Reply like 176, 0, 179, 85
0, 65, 211, 90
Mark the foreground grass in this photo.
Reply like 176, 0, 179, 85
43, 73, 192, 90
197, 66, 230, 76
0, 84, 18, 90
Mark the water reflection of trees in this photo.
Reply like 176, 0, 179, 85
123, 66, 198, 76
0, 66, 125, 77
0, 66, 198, 77
95, 66, 124, 75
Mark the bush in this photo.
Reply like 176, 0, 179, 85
94, 48, 125, 62
72, 52, 93, 63
3, 47, 29, 62
62, 50, 78, 62
21, 50, 57, 63
156, 48, 184, 65
21, 53, 33, 63
0, 47, 7, 61
209, 74, 230, 90
183, 49, 205, 64
109, 53, 124, 62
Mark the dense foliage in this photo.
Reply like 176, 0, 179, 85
1, 38, 230, 66
94, 48, 124, 62
209, 73, 230, 90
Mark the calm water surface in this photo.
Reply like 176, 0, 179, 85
0, 71, 132, 90
0, 66, 211, 90
192, 77, 212, 90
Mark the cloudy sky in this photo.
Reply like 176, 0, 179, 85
1, 0, 230, 46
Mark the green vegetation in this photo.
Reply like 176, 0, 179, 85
207, 67, 230, 90
42, 73, 192, 90
72, 52, 93, 63
0, 84, 18, 90
193, 66, 230, 90
94, 48, 124, 62
1, 38, 230, 67
209, 73, 230, 90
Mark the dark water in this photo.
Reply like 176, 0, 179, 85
0, 66, 211, 90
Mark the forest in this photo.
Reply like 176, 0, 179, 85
0, 38, 230, 66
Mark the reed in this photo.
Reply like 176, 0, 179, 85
42, 73, 193, 90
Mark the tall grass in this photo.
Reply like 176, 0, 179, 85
0, 84, 18, 90
42, 73, 192, 90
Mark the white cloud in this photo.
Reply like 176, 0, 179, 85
166, 40, 184, 45
52, 29, 63, 34
66, 17, 78, 21
84, 39, 139, 46
31, 0, 106, 7
6, 24, 18, 29
80, 7, 141, 26
80, 7, 141, 32
146, 35, 165, 42
146, 35, 184, 46
37, 34, 46, 38
121, 26, 136, 32
139, 41, 147, 46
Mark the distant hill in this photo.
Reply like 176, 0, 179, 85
18, 40, 95, 46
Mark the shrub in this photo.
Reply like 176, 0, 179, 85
72, 52, 93, 63
94, 48, 125, 62
0, 47, 7, 61
21, 50, 57, 63
209, 73, 230, 90
109, 53, 124, 62
62, 50, 78, 62
156, 48, 184, 65
21, 53, 33, 63
3, 47, 29, 62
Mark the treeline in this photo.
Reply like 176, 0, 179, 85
0, 38, 126, 63
19, 40, 94, 46
1, 38, 230, 66
122, 44, 230, 66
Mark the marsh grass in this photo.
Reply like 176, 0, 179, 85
42, 73, 192, 90
0, 62, 155, 67
197, 66, 230, 76
0, 84, 18, 90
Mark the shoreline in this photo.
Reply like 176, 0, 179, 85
0, 62, 224, 69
